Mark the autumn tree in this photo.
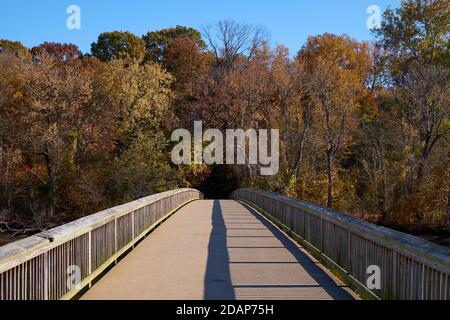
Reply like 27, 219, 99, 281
203, 20, 269, 73
0, 53, 103, 218
95, 60, 174, 140
266, 46, 312, 193
0, 50, 27, 216
298, 34, 371, 207
94, 59, 180, 200
376, 0, 450, 188
0, 46, 181, 223
1, 13, 448, 240
371, 0, 450, 225
142, 25, 206, 63
31, 42, 82, 62
0, 39, 30, 59
399, 64, 449, 182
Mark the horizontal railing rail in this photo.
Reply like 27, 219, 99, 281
0, 188, 203, 300
232, 188, 450, 300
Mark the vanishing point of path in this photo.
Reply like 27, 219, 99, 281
81, 200, 356, 300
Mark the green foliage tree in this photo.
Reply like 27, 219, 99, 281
91, 31, 146, 62
108, 132, 179, 201
375, 0, 449, 76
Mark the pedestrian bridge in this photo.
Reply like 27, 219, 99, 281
1, 189, 449, 300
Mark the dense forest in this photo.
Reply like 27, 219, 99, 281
0, 0, 449, 242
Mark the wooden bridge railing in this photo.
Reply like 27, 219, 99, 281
0, 188, 202, 300
232, 188, 450, 300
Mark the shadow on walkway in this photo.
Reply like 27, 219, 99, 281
204, 200, 353, 300
241, 203, 354, 300
204, 200, 235, 300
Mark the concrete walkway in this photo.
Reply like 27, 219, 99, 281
81, 200, 356, 300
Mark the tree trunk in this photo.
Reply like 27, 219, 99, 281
326, 151, 333, 208
43, 151, 56, 218
416, 142, 431, 187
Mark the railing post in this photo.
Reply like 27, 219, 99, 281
392, 251, 397, 299
347, 230, 352, 273
320, 217, 324, 252
88, 230, 92, 287
43, 251, 49, 300
132, 210, 135, 238
114, 217, 118, 264
131, 210, 135, 248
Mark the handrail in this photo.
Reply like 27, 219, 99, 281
0, 188, 203, 300
232, 188, 450, 300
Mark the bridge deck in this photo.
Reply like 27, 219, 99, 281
81, 200, 356, 300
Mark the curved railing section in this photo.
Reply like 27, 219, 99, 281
0, 188, 202, 300
232, 188, 450, 300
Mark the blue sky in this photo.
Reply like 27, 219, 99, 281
0, 0, 401, 55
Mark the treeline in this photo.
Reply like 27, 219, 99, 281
0, 0, 448, 235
